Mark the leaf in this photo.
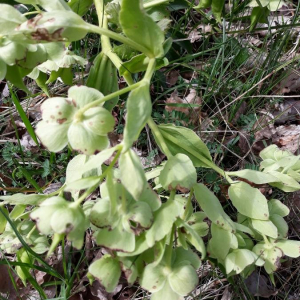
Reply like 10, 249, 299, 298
119, 54, 168, 75
68, 0, 93, 16
156, 124, 213, 168
151, 281, 181, 300
123, 84, 152, 151
268, 199, 290, 217
81, 146, 117, 174
119, 0, 164, 57
145, 200, 180, 247
89, 255, 121, 293
9, 89, 39, 146
36, 0, 72, 11
226, 169, 278, 184
0, 4, 26, 35
268, 171, 300, 192
209, 223, 234, 260
180, 222, 206, 257
119, 149, 147, 200
173, 247, 201, 270
228, 182, 269, 220
251, 219, 278, 239
5, 65, 30, 93
0, 194, 48, 206
194, 0, 212, 9
211, 0, 225, 23
139, 183, 161, 211
94, 221, 135, 252
168, 263, 198, 296
275, 240, 300, 258
159, 154, 196, 190
0, 207, 8, 234
86, 52, 119, 112
65, 176, 101, 191
194, 183, 235, 231
250, 6, 269, 31
65, 154, 89, 184
270, 215, 288, 238
140, 261, 166, 292
225, 249, 262, 275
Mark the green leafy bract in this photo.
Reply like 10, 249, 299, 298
89, 254, 121, 293
156, 124, 213, 168
123, 84, 152, 151
119, 149, 147, 200
228, 181, 269, 220
159, 154, 197, 190
194, 183, 235, 231
119, 0, 164, 58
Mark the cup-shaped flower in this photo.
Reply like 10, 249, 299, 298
31, 196, 88, 249
17, 11, 89, 43
91, 197, 154, 252
140, 248, 200, 300
36, 86, 115, 155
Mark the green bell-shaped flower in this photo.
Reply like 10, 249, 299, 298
140, 247, 200, 300
36, 86, 115, 155
31, 196, 88, 249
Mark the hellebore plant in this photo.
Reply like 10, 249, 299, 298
0, 0, 300, 299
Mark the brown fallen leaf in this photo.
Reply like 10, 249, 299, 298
273, 125, 300, 153
245, 271, 277, 298
0, 265, 18, 300
165, 89, 202, 125
273, 69, 300, 94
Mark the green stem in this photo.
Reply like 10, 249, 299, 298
94, 0, 135, 86
88, 24, 154, 58
143, 58, 156, 83
75, 81, 141, 118
74, 146, 123, 206
147, 117, 173, 158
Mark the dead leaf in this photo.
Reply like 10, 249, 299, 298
274, 70, 300, 94
166, 70, 180, 86
165, 89, 201, 125
273, 100, 300, 125
0, 265, 18, 300
245, 271, 277, 298
188, 25, 212, 43
273, 125, 300, 153
221, 286, 232, 300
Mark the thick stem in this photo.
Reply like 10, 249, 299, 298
88, 24, 153, 58
94, 0, 135, 85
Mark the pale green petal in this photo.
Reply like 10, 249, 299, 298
36, 121, 69, 152
83, 107, 115, 136
89, 255, 121, 293
68, 85, 104, 109
168, 263, 198, 296
68, 123, 109, 155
